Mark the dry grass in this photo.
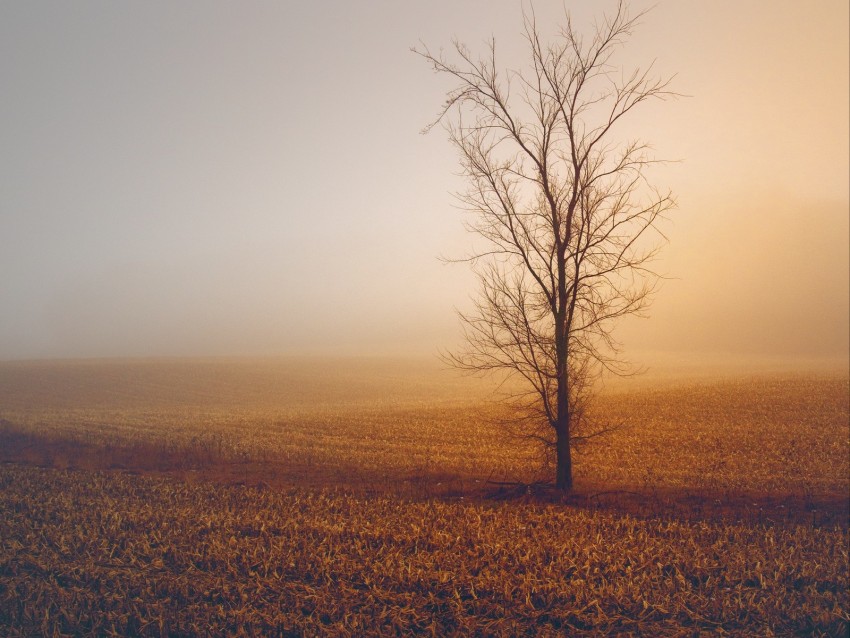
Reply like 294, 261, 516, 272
0, 357, 847, 635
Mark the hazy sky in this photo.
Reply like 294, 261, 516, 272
1, 1, 848, 361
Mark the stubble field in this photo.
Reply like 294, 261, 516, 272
0, 357, 847, 636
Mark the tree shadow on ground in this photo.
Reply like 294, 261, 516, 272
1, 419, 846, 528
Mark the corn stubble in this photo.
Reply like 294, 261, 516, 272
0, 364, 847, 635
1, 465, 847, 637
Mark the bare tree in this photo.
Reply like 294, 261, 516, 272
416, 1, 676, 491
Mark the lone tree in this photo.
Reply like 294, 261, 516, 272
417, 2, 676, 491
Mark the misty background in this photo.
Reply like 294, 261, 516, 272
1, 0, 848, 362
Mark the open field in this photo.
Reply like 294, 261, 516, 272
0, 357, 848, 635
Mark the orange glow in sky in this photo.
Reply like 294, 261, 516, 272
0, 1, 847, 361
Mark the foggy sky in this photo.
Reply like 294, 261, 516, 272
1, 1, 848, 361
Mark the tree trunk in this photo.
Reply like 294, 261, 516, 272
555, 418, 573, 491
554, 320, 572, 491
554, 304, 572, 491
